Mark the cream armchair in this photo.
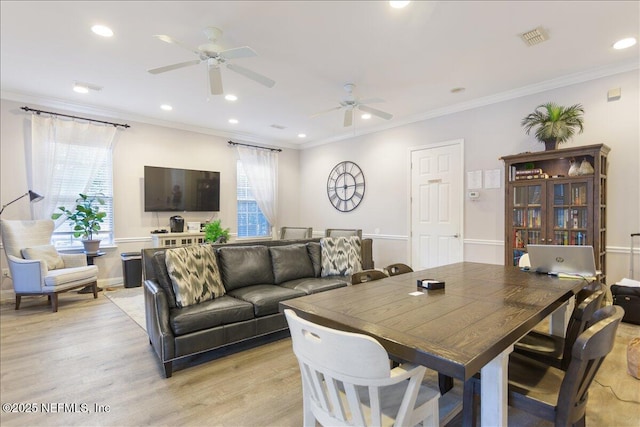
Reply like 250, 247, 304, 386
1, 219, 98, 312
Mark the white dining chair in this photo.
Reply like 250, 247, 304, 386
284, 309, 440, 427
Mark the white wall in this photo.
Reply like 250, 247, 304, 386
0, 99, 300, 298
299, 70, 640, 283
1, 69, 638, 300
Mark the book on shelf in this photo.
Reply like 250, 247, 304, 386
515, 168, 544, 176
515, 173, 549, 180
571, 185, 587, 205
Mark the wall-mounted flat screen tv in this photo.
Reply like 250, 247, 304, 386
144, 166, 220, 212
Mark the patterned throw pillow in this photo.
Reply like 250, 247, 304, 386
320, 236, 362, 277
21, 245, 64, 270
165, 245, 225, 308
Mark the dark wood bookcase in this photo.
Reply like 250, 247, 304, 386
501, 144, 610, 277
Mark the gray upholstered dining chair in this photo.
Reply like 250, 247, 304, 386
280, 226, 312, 239
284, 309, 440, 427
0, 219, 99, 312
325, 228, 362, 238
464, 305, 623, 427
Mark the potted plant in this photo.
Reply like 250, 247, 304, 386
204, 219, 230, 244
52, 193, 106, 253
521, 102, 585, 151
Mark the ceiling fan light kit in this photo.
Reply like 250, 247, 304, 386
148, 27, 275, 96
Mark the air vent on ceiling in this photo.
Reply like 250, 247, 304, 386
270, 124, 287, 130
520, 27, 548, 47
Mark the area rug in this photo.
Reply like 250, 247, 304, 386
104, 286, 146, 331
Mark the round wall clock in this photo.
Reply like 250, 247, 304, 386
327, 161, 365, 212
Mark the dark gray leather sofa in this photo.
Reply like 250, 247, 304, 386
142, 237, 373, 377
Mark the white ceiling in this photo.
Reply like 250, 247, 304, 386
1, 1, 638, 148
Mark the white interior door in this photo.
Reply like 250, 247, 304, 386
411, 141, 463, 269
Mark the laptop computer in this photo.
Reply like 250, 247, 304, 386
526, 244, 597, 277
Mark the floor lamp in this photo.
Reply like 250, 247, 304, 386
0, 190, 44, 215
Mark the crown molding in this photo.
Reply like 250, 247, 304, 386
299, 59, 639, 149
0, 90, 296, 151
4, 60, 637, 151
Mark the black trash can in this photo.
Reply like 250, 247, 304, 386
121, 252, 142, 288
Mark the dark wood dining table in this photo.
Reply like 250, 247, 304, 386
280, 262, 587, 426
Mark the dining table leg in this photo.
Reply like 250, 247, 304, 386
480, 344, 513, 427
549, 298, 574, 337
438, 373, 453, 394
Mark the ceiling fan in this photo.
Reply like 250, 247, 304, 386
147, 27, 275, 95
311, 83, 393, 127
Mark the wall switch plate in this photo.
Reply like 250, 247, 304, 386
2, 268, 10, 278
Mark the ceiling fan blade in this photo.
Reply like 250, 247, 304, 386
358, 104, 393, 120
310, 106, 342, 118
344, 109, 353, 127
226, 63, 275, 88
208, 64, 223, 95
153, 34, 201, 56
147, 59, 201, 74
220, 46, 257, 60
358, 97, 385, 105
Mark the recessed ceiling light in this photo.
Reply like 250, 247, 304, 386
298, 133, 307, 138
361, 113, 372, 120
91, 25, 113, 37
451, 87, 466, 93
73, 84, 89, 94
389, 1, 410, 8
73, 81, 101, 93
229, 118, 239, 124
225, 94, 238, 101
613, 37, 637, 50
160, 104, 173, 111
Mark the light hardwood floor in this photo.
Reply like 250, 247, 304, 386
1, 291, 638, 426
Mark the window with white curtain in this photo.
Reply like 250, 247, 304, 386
29, 115, 116, 249
50, 151, 114, 248
236, 160, 271, 238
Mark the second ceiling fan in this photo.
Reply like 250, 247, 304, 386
311, 83, 393, 127
147, 27, 275, 95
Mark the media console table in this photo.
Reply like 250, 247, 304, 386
151, 232, 206, 248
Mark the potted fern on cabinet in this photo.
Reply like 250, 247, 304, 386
521, 103, 585, 151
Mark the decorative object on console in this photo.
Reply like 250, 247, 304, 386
51, 193, 106, 254
327, 161, 365, 212
521, 102, 585, 151
0, 190, 44, 215
568, 159, 580, 177
568, 158, 595, 176
579, 158, 595, 175
169, 215, 184, 232
204, 219, 230, 243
